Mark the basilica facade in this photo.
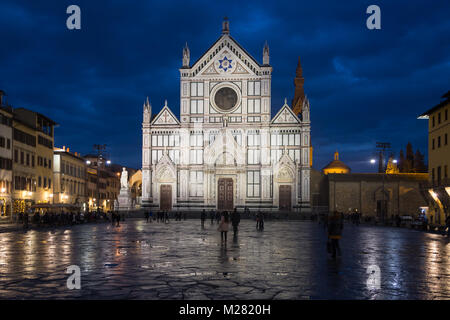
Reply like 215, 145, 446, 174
141, 20, 311, 212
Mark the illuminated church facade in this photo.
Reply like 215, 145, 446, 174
141, 19, 311, 212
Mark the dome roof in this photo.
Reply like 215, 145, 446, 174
323, 151, 351, 174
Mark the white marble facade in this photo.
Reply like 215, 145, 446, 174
141, 20, 311, 212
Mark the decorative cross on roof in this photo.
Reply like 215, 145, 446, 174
162, 111, 170, 123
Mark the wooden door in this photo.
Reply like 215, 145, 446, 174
218, 178, 233, 211
160, 185, 172, 211
279, 185, 292, 211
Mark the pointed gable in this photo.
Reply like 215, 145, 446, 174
191, 35, 261, 77
151, 103, 180, 126
271, 100, 301, 124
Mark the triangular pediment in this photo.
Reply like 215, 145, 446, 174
271, 102, 301, 124
151, 104, 180, 126
192, 35, 260, 77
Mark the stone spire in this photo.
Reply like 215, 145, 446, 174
222, 17, 230, 35
263, 41, 270, 65
143, 97, 151, 123
182, 42, 190, 67
292, 56, 305, 115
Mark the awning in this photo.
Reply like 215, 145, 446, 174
30, 203, 82, 209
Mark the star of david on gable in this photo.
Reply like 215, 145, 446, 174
218, 56, 233, 72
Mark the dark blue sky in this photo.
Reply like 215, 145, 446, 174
1, 0, 449, 171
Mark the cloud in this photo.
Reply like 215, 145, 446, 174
0, 0, 448, 170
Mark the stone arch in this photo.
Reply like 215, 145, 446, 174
156, 165, 176, 183
275, 166, 294, 183
214, 152, 237, 167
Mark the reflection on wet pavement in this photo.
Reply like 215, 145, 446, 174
0, 220, 448, 299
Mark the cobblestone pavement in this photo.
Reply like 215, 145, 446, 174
0, 219, 449, 299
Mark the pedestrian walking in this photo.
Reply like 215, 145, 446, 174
327, 211, 343, 259
231, 208, 240, 237
149, 210, 153, 222
256, 210, 264, 230
165, 211, 169, 223
201, 209, 206, 227
145, 211, 149, 223
115, 211, 120, 227
210, 210, 214, 224
23, 211, 29, 230
218, 211, 230, 243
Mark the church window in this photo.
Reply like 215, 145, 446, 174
289, 134, 295, 146
270, 149, 282, 164
248, 116, 261, 122
248, 81, 261, 96
189, 171, 204, 197
247, 132, 260, 147
303, 149, 309, 164
190, 133, 204, 147
247, 171, 260, 197
247, 99, 261, 113
152, 150, 163, 164
247, 149, 260, 164
190, 100, 204, 114
295, 134, 301, 146
168, 150, 180, 164
190, 150, 203, 164
271, 133, 277, 146
282, 134, 288, 146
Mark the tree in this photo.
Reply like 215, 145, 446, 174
414, 150, 427, 173
398, 150, 405, 172
402, 142, 414, 173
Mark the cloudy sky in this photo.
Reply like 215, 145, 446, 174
0, 0, 449, 171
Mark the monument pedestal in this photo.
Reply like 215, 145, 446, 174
117, 188, 132, 211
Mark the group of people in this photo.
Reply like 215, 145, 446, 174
18, 210, 111, 229
215, 209, 242, 243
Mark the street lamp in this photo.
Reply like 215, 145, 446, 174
370, 158, 387, 223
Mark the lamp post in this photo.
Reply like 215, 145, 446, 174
93, 144, 106, 213
370, 158, 388, 223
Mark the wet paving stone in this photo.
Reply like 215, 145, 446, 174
0, 219, 449, 299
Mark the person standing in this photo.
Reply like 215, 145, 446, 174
145, 210, 149, 223
231, 208, 240, 237
218, 211, 230, 243
23, 211, 29, 230
327, 211, 343, 259
165, 211, 169, 223
210, 210, 214, 224
201, 209, 206, 227
149, 210, 153, 222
